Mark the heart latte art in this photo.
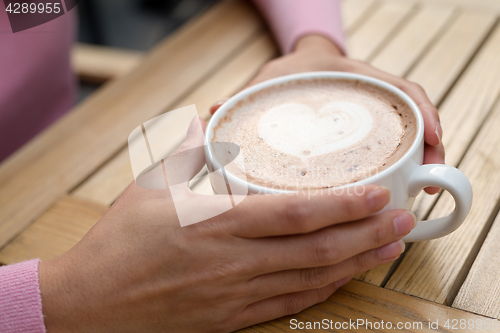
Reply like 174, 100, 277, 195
258, 102, 373, 160
213, 79, 417, 190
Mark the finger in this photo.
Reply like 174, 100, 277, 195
238, 281, 344, 328
246, 240, 404, 302
163, 117, 207, 188
249, 209, 414, 273
225, 185, 390, 238
399, 82, 441, 147
134, 117, 207, 191
423, 142, 445, 165
423, 143, 445, 194
210, 98, 229, 115
181, 116, 207, 149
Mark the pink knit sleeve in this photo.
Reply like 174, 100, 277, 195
0, 259, 46, 333
251, 0, 346, 54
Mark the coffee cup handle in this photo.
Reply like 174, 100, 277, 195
403, 164, 473, 242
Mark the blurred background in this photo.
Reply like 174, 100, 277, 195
76, 0, 218, 101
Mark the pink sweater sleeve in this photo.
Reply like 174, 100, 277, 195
0, 259, 46, 333
0, 2, 76, 163
251, 0, 346, 54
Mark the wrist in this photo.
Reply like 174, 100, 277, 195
293, 34, 344, 57
39, 257, 80, 333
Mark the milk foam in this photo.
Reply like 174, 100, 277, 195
258, 102, 373, 161
213, 79, 417, 190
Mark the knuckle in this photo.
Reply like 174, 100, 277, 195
412, 82, 424, 92
282, 198, 313, 232
311, 233, 339, 264
405, 81, 429, 97
405, 80, 418, 88
339, 194, 362, 217
426, 103, 438, 112
351, 252, 374, 273
427, 104, 439, 117
398, 80, 412, 92
299, 267, 330, 289
370, 216, 393, 246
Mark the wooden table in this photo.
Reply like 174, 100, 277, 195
2, 0, 500, 331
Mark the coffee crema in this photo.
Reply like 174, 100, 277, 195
212, 78, 417, 190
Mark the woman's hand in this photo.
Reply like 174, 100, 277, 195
39, 119, 415, 333
211, 34, 444, 194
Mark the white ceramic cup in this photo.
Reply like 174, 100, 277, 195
204, 72, 473, 242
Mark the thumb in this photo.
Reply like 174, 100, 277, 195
182, 115, 207, 148
163, 116, 207, 189
134, 117, 207, 191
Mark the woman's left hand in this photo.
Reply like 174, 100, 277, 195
210, 34, 444, 194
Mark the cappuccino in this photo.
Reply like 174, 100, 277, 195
212, 78, 417, 190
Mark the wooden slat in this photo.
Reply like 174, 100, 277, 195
348, 0, 416, 61
386, 94, 500, 305
72, 34, 277, 205
370, 2, 456, 77
407, 10, 497, 105
0, 196, 107, 264
72, 43, 144, 83
341, 0, 379, 34
453, 210, 500, 319
356, 10, 497, 287
239, 280, 497, 332
0, 0, 264, 249
438, 25, 500, 167
354, 261, 397, 287
71, 150, 133, 206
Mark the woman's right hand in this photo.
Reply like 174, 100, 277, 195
39, 120, 415, 333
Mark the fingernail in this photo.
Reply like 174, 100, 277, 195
335, 276, 352, 288
210, 98, 229, 114
394, 212, 417, 237
440, 157, 445, 164
366, 186, 390, 210
378, 240, 405, 261
435, 122, 443, 145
